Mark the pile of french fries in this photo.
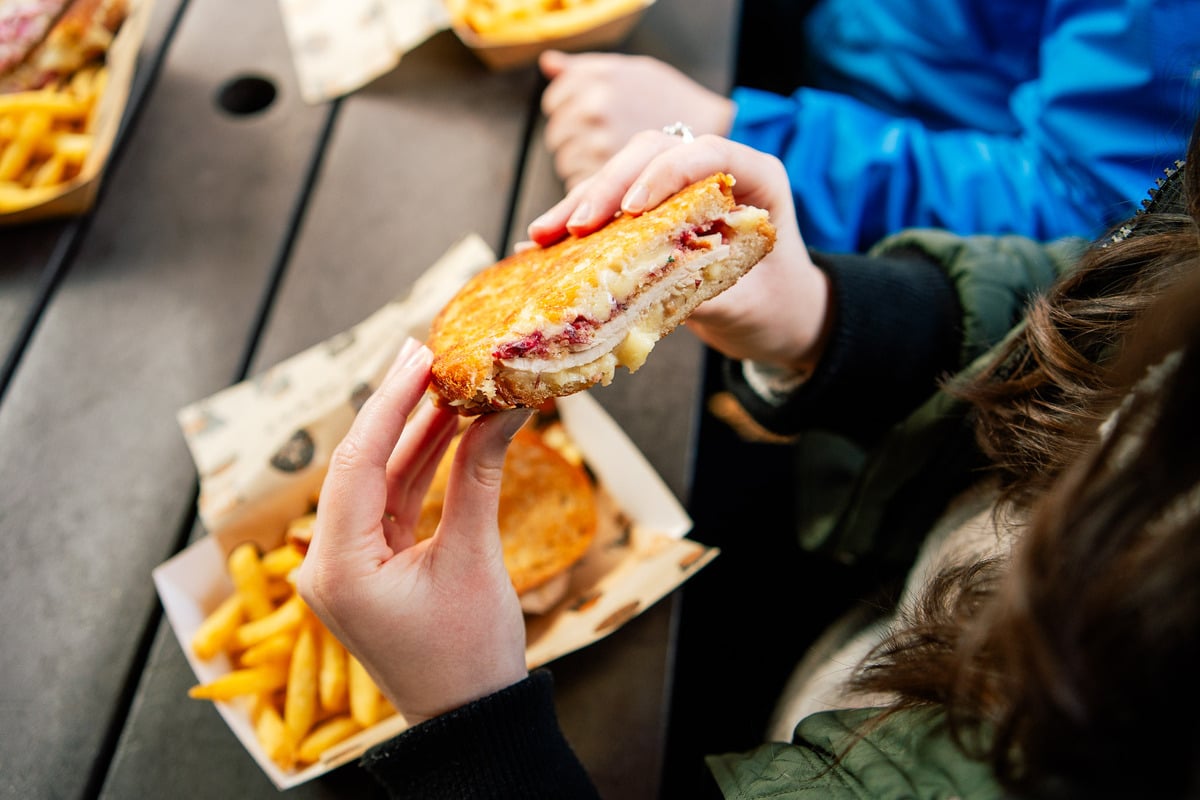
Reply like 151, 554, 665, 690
188, 529, 398, 772
0, 65, 106, 213
447, 0, 646, 42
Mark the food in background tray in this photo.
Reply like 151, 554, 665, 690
0, 0, 128, 212
446, 0, 646, 43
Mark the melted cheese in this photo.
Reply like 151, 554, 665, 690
499, 243, 728, 374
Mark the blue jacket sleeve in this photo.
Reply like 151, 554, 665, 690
730, 0, 1200, 253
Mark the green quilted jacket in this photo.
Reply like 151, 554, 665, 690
791, 229, 1085, 566
707, 706, 1001, 799
709, 230, 1085, 798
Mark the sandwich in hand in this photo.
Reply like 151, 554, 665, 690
414, 422, 597, 614
428, 172, 776, 413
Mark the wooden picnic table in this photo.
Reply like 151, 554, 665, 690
0, 0, 740, 797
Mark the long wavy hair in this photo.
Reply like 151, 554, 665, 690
846, 118, 1200, 798
955, 137, 1198, 509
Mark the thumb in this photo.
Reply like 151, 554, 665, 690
436, 410, 533, 554
538, 49, 568, 78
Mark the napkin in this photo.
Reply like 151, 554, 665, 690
178, 233, 494, 538
276, 0, 452, 104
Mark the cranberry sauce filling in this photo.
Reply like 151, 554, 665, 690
493, 316, 601, 360
493, 222, 732, 362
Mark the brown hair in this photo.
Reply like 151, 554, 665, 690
959, 274, 1200, 797
956, 156, 1198, 508
846, 118, 1200, 797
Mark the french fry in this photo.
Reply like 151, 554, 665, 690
68, 66, 99, 100
227, 542, 275, 620
0, 91, 88, 118
254, 703, 295, 770
188, 662, 289, 701
450, 0, 645, 42
377, 695, 398, 723
284, 622, 319, 745
35, 132, 94, 164
0, 64, 109, 213
32, 152, 67, 187
318, 624, 349, 714
0, 111, 51, 181
191, 593, 245, 661
284, 512, 316, 549
85, 67, 108, 133
188, 509, 405, 772
0, 181, 65, 212
347, 655, 381, 729
261, 542, 305, 579
239, 630, 296, 667
233, 593, 308, 650
266, 579, 293, 602
296, 715, 361, 765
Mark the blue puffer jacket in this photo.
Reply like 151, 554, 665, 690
730, 0, 1200, 252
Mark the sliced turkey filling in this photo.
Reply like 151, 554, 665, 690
496, 227, 730, 375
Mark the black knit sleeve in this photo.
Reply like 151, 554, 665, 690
360, 670, 601, 800
725, 247, 962, 444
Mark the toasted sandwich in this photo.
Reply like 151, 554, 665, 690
429, 172, 776, 413
414, 425, 597, 608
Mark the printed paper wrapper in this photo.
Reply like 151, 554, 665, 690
0, 0, 156, 225
276, 0, 655, 104
276, 0, 452, 105
155, 234, 717, 788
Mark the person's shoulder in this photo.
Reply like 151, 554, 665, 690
707, 706, 1004, 799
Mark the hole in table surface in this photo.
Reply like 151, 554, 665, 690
216, 75, 278, 116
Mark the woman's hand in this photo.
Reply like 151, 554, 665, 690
528, 132, 832, 375
540, 50, 735, 191
297, 339, 533, 725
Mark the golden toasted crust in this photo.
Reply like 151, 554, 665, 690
429, 173, 775, 412
413, 428, 597, 596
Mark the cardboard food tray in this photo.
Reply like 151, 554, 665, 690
155, 234, 717, 789
0, 0, 155, 225
450, 0, 655, 71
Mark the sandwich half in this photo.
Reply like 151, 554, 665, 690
413, 425, 597, 608
429, 172, 776, 413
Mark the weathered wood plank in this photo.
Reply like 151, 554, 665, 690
0, 0, 185, 389
0, 0, 330, 795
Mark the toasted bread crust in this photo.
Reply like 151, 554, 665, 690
429, 173, 775, 412
414, 428, 597, 596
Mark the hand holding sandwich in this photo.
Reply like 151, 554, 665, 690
297, 339, 533, 726
529, 131, 833, 378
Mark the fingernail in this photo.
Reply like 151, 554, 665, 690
385, 338, 419, 379
566, 202, 591, 229
622, 184, 648, 213
404, 342, 432, 369
497, 409, 534, 441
